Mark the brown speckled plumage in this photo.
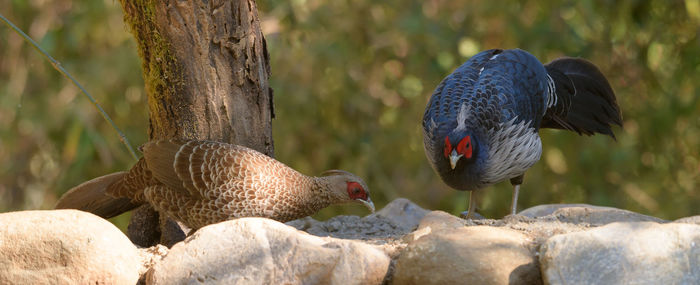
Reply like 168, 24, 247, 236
103, 140, 373, 229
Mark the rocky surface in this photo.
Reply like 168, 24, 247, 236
147, 217, 391, 285
0, 199, 698, 284
675, 215, 700, 225
518, 203, 619, 218
543, 205, 667, 225
0, 210, 142, 284
393, 226, 541, 284
286, 198, 429, 241
540, 221, 700, 284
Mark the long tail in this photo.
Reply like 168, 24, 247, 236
541, 57, 622, 138
55, 172, 140, 219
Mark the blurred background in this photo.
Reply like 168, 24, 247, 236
1, 0, 698, 231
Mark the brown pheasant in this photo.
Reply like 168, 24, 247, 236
56, 140, 374, 229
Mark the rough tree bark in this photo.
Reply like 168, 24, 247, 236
118, 0, 274, 246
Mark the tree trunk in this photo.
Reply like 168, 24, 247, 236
118, 0, 274, 246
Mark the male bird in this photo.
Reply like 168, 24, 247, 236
56, 140, 374, 229
422, 48, 621, 218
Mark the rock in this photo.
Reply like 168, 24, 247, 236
401, 211, 465, 242
289, 198, 429, 242
147, 217, 391, 284
303, 214, 405, 240
417, 210, 465, 231
0, 210, 141, 284
285, 216, 319, 230
519, 203, 618, 218
393, 226, 541, 285
370, 198, 430, 232
520, 204, 666, 225
675, 215, 700, 225
138, 244, 169, 280
540, 221, 700, 284
551, 206, 667, 225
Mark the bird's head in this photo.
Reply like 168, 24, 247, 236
443, 133, 475, 170
321, 170, 374, 213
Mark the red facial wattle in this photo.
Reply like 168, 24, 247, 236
444, 136, 472, 159
346, 181, 367, 200
456, 136, 472, 159
443, 137, 452, 158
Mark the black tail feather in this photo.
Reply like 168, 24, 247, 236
542, 57, 622, 139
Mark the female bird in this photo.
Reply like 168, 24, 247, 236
422, 48, 621, 218
57, 140, 374, 229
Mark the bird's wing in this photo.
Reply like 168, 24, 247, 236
471, 50, 548, 183
179, 141, 237, 200
143, 140, 202, 198
173, 140, 279, 201
423, 49, 499, 137
474, 49, 548, 130
424, 49, 548, 136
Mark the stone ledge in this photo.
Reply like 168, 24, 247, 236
1, 199, 698, 284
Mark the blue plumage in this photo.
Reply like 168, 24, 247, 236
422, 48, 621, 217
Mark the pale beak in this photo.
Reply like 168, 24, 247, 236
358, 198, 375, 213
449, 149, 463, 169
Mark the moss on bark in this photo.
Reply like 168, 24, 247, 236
118, 0, 188, 138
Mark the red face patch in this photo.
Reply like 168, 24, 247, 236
456, 136, 472, 159
443, 137, 452, 158
346, 181, 367, 200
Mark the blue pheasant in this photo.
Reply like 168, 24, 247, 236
422, 48, 622, 218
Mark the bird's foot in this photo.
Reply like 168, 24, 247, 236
459, 210, 484, 220
502, 213, 529, 223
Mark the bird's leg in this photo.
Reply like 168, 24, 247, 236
509, 174, 524, 216
459, 191, 479, 219
467, 191, 478, 218
510, 184, 520, 216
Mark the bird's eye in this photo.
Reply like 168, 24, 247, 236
457, 136, 473, 158
347, 181, 366, 200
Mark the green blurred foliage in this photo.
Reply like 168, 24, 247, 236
1, 0, 698, 230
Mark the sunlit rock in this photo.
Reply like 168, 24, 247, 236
147, 217, 391, 285
540, 221, 700, 284
0, 210, 141, 284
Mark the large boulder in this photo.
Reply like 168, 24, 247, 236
147, 217, 391, 284
393, 225, 541, 285
3, 199, 697, 284
0, 210, 141, 284
540, 221, 700, 284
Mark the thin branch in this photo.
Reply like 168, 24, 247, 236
0, 12, 139, 161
